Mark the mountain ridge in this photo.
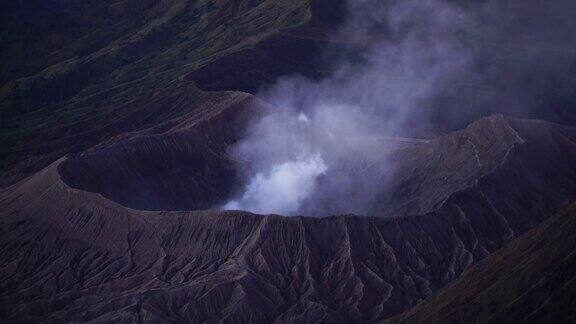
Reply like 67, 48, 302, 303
2, 115, 576, 322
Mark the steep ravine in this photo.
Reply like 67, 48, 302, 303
389, 201, 576, 323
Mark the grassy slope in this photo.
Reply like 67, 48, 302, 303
0, 0, 312, 176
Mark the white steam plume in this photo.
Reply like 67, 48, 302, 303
224, 155, 327, 215
222, 0, 576, 216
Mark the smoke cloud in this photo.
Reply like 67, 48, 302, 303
222, 0, 576, 216
224, 154, 327, 215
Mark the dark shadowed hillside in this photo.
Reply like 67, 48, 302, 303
390, 201, 576, 323
0, 0, 314, 185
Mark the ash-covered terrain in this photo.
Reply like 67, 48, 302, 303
390, 201, 576, 323
2, 112, 576, 322
2, 0, 576, 323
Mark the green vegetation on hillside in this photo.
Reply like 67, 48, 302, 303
0, 0, 312, 179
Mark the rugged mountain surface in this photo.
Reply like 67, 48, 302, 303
59, 110, 576, 220
59, 90, 269, 211
0, 0, 315, 185
1, 113, 576, 322
2, 1, 576, 322
390, 201, 576, 323
4, 0, 576, 189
